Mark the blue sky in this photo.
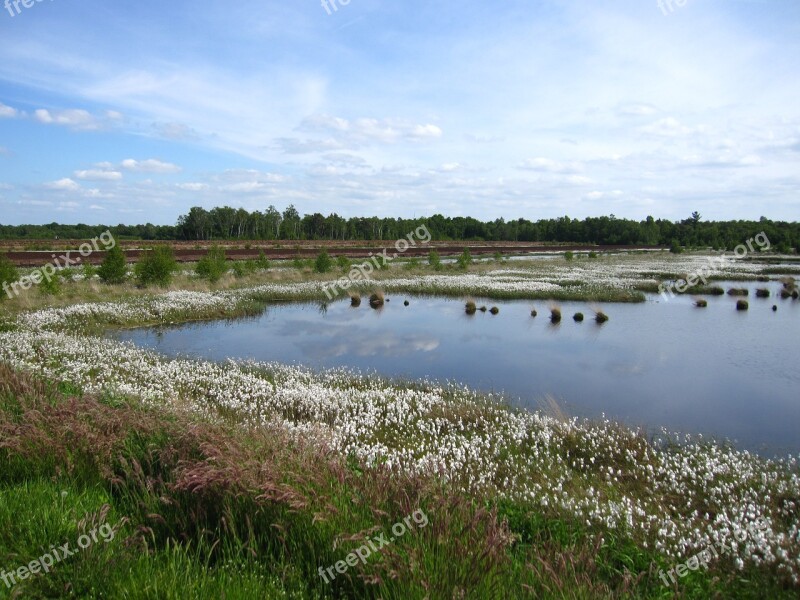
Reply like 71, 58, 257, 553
1, 0, 799, 226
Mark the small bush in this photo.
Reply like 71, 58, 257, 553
336, 255, 351, 272
550, 306, 562, 323
231, 261, 248, 278
98, 245, 128, 284
314, 250, 333, 274
588, 251, 598, 259
255, 250, 271, 270
465, 300, 477, 315
404, 258, 420, 270
564, 251, 574, 261
669, 240, 683, 254
83, 262, 98, 280
457, 248, 473, 270
196, 246, 228, 283
428, 250, 442, 271
135, 246, 177, 287
38, 270, 62, 296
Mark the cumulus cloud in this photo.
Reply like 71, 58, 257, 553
297, 114, 443, 147
74, 169, 123, 181
518, 158, 584, 174
34, 108, 119, 131
121, 158, 181, 173
44, 178, 81, 191
0, 102, 18, 118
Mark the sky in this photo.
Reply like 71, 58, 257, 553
0, 0, 799, 226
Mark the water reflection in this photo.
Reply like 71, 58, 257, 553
113, 280, 800, 456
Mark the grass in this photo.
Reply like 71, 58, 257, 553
1, 365, 796, 599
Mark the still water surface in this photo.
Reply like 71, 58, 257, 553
114, 280, 800, 456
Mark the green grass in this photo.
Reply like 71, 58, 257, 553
0, 363, 797, 598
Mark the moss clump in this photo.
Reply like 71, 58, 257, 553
736, 300, 749, 311
573, 312, 584, 322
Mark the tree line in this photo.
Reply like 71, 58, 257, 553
1, 207, 798, 252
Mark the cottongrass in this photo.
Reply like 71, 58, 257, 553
2, 314, 798, 585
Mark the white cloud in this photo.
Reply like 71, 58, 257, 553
640, 118, 698, 137
74, 169, 123, 181
0, 102, 18, 118
34, 108, 112, 131
121, 158, 181, 173
298, 115, 443, 147
518, 158, 583, 174
176, 182, 210, 191
44, 178, 81, 191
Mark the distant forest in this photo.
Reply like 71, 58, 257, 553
2, 205, 799, 252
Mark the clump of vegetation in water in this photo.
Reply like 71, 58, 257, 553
489, 306, 499, 315
550, 304, 562, 323
695, 298, 708, 308
727, 288, 748, 297
755, 288, 770, 298
404, 300, 410, 306
465, 299, 477, 315
531, 307, 537, 317
708, 286, 725, 295
479, 306, 488, 313
349, 293, 361, 307
591, 305, 609, 323
369, 290, 385, 308
564, 251, 574, 261
573, 312, 584, 322
736, 300, 749, 311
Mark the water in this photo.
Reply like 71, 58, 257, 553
113, 281, 800, 456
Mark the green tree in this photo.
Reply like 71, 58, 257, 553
97, 244, 128, 284
314, 250, 333, 273
428, 249, 442, 270
196, 245, 228, 283
456, 248, 472, 270
135, 246, 177, 287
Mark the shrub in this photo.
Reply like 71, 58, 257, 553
457, 248, 473, 270
314, 250, 333, 274
83, 262, 98, 280
594, 311, 609, 323
588, 251, 598, 259
404, 258, 420, 270
494, 251, 503, 262
135, 246, 177, 287
550, 306, 562, 323
336, 255, 351, 272
255, 250, 271, 270
669, 240, 683, 254
231, 261, 248, 278
97, 244, 128, 284
39, 270, 62, 296
465, 300, 477, 315
428, 250, 442, 270
196, 246, 228, 283
0, 256, 19, 300
564, 251, 574, 261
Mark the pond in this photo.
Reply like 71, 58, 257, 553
113, 280, 800, 456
